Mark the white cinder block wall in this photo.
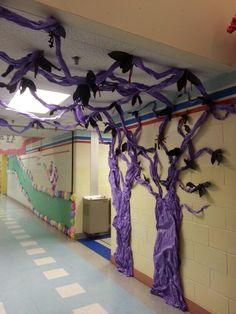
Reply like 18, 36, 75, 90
111, 111, 236, 314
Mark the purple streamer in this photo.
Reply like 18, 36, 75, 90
151, 189, 187, 311
1, 7, 236, 313
181, 203, 209, 215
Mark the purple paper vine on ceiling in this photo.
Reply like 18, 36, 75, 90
1, 6, 236, 312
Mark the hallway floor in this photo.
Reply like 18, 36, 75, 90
0, 196, 184, 314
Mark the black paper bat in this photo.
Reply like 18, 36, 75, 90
49, 109, 58, 116
155, 106, 172, 117
32, 121, 44, 129
115, 147, 121, 156
104, 125, 112, 134
143, 174, 150, 184
95, 113, 102, 122
73, 84, 91, 106
186, 181, 211, 197
121, 142, 128, 152
184, 124, 191, 134
48, 32, 54, 48
167, 147, 181, 157
34, 52, 61, 77
104, 124, 117, 138
86, 70, 98, 98
211, 149, 223, 165
19, 78, 36, 94
89, 117, 98, 128
197, 96, 214, 107
1, 64, 14, 78
177, 69, 203, 92
156, 134, 166, 150
48, 23, 66, 48
132, 94, 142, 106
56, 24, 66, 38
184, 159, 197, 170
108, 51, 133, 73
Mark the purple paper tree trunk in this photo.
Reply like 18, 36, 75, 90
113, 191, 133, 276
1, 6, 236, 313
151, 187, 186, 311
108, 145, 137, 276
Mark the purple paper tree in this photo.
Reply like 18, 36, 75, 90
0, 6, 236, 312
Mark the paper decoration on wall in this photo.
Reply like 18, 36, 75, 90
227, 14, 236, 33
18, 157, 70, 199
0, 6, 236, 312
44, 161, 59, 191
10, 156, 76, 239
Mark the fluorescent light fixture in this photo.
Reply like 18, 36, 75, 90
8, 89, 70, 114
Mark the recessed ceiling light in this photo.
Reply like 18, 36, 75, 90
8, 89, 70, 114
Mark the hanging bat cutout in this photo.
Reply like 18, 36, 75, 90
184, 159, 197, 170
167, 147, 181, 157
19, 78, 37, 94
143, 174, 150, 184
132, 94, 142, 107
177, 69, 203, 92
104, 124, 117, 138
184, 124, 191, 134
1, 64, 14, 77
86, 70, 98, 98
34, 51, 61, 78
211, 149, 223, 165
115, 147, 121, 156
31, 120, 45, 129
154, 106, 173, 120
73, 84, 90, 105
156, 134, 166, 150
108, 51, 133, 73
108, 51, 134, 81
122, 142, 128, 152
49, 109, 58, 116
73, 71, 98, 106
186, 181, 211, 197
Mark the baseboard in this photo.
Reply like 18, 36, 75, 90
75, 232, 87, 240
110, 256, 211, 314
6, 195, 31, 211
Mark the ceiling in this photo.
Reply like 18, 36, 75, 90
0, 0, 235, 137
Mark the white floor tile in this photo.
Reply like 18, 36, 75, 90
20, 240, 37, 247
73, 303, 108, 314
34, 257, 56, 266
26, 248, 46, 255
4, 221, 16, 224
15, 234, 31, 240
11, 229, 26, 234
43, 268, 68, 280
7, 225, 21, 229
56, 283, 86, 298
0, 302, 6, 314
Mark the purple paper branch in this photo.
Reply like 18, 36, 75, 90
0, 6, 57, 31
181, 203, 209, 215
